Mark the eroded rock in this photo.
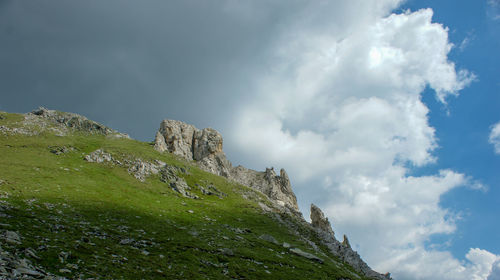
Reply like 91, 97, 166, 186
310, 204, 335, 238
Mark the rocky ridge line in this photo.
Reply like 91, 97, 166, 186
154, 119, 299, 214
154, 119, 391, 279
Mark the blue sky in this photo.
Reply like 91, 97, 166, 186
403, 0, 500, 262
0, 1, 499, 279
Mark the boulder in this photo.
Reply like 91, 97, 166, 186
289, 248, 324, 263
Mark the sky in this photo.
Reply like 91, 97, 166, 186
0, 1, 499, 279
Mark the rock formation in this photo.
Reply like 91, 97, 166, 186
156, 120, 232, 178
30, 107, 129, 138
310, 203, 335, 237
309, 204, 390, 280
230, 166, 299, 213
154, 119, 299, 212
153, 118, 390, 279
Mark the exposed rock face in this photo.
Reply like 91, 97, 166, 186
154, 131, 168, 152
30, 107, 129, 138
156, 120, 232, 177
230, 166, 299, 212
309, 204, 391, 280
310, 203, 335, 237
153, 119, 389, 279
155, 119, 298, 211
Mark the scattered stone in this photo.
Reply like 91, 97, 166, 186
84, 149, 113, 163
187, 210, 194, 214
49, 145, 75, 155
59, 268, 71, 273
282, 242, 291, 249
120, 238, 134, 245
126, 159, 166, 182
25, 248, 40, 260
15, 267, 44, 277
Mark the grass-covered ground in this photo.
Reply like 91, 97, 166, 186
0, 111, 369, 279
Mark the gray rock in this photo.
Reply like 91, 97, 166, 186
154, 131, 168, 152
30, 107, 129, 138
310, 204, 335, 238
219, 248, 234, 256
154, 119, 301, 213
259, 234, 279, 245
231, 166, 300, 213
127, 159, 166, 182
4, 231, 21, 244
308, 205, 391, 280
289, 248, 324, 263
84, 149, 113, 163
15, 267, 44, 277
342, 234, 351, 248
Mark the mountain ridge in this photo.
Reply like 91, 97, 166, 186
0, 107, 391, 279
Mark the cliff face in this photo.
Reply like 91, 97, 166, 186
154, 119, 299, 213
154, 119, 390, 280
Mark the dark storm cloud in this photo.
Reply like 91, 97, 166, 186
0, 0, 300, 140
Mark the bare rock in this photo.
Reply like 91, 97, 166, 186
259, 234, 279, 245
154, 131, 168, 152
4, 231, 21, 244
231, 166, 299, 213
289, 248, 323, 263
342, 234, 351, 248
30, 107, 129, 138
310, 204, 335, 238
84, 149, 113, 163
127, 159, 166, 182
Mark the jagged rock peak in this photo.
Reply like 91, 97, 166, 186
342, 234, 351, 248
310, 204, 335, 237
155, 119, 300, 212
231, 166, 300, 212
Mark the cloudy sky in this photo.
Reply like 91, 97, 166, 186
1, 1, 499, 279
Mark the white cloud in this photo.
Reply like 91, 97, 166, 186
488, 260, 500, 280
488, 0, 500, 20
225, 2, 495, 280
489, 121, 500, 154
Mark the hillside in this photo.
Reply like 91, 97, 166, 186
0, 108, 390, 280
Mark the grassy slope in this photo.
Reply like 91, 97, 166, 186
0, 111, 368, 280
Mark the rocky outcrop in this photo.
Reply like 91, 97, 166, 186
309, 204, 391, 280
153, 119, 389, 279
156, 120, 232, 177
310, 203, 335, 238
155, 119, 299, 212
29, 107, 129, 138
230, 166, 299, 212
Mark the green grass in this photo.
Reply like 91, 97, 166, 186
0, 112, 369, 279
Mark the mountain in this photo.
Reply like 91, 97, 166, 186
0, 107, 391, 279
